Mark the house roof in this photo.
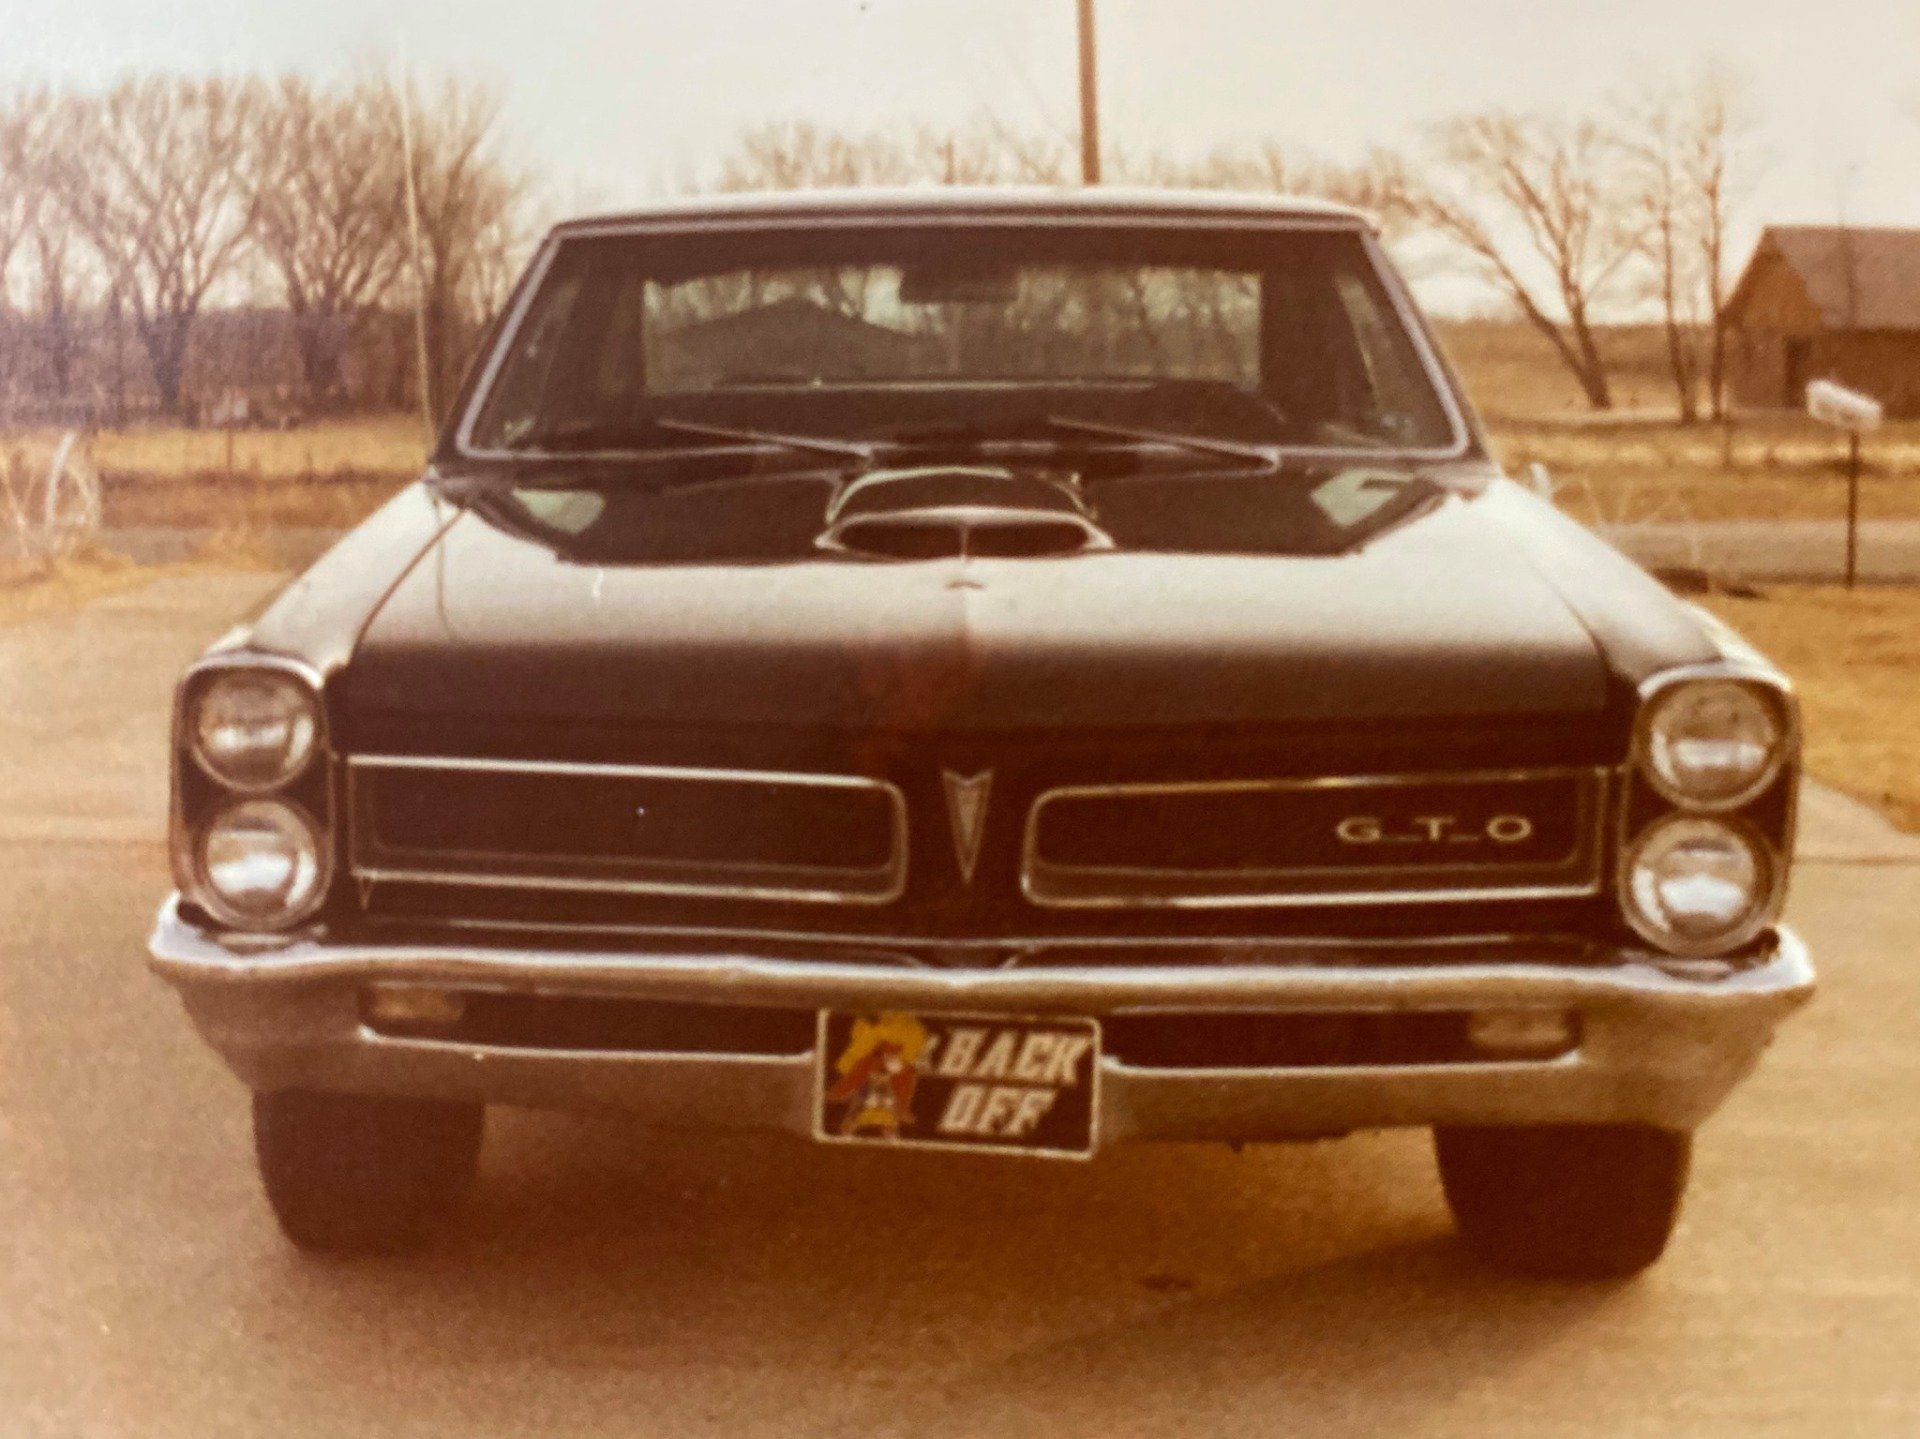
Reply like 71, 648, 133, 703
1728, 225, 1920, 332
665, 294, 921, 347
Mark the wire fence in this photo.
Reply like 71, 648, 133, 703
2, 431, 105, 565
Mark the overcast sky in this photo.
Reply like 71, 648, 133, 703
8, 0, 1920, 272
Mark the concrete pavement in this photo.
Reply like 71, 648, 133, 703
1601, 518, 1920, 583
3, 571, 1916, 1437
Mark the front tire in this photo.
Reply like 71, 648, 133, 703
252, 1089, 484, 1254
1434, 1123, 1690, 1278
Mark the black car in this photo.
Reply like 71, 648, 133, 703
151, 188, 1812, 1275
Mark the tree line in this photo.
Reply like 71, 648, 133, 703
0, 74, 526, 425
0, 70, 1752, 427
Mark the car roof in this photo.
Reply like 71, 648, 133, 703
550, 186, 1372, 236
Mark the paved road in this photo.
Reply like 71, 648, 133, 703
4, 574, 1917, 1437
1601, 518, 1920, 583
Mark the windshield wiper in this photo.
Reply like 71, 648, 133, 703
651, 417, 877, 463
500, 416, 874, 463
1041, 416, 1282, 472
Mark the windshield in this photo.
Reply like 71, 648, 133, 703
463, 224, 1461, 455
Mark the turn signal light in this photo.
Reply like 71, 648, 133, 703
1466, 1008, 1577, 1058
364, 985, 468, 1033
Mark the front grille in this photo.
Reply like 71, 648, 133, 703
1023, 768, 1607, 908
337, 717, 1622, 939
348, 756, 907, 905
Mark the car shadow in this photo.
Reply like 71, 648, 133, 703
238, 1108, 1625, 1429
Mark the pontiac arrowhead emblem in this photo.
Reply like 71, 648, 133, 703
943, 770, 992, 884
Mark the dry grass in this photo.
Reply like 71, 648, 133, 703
1701, 585, 1920, 832
1491, 415, 1920, 526
1435, 318, 1920, 525
1, 414, 424, 531
1, 412, 428, 483
1438, 319, 1678, 420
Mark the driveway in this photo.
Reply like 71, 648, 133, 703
3, 572, 1915, 1437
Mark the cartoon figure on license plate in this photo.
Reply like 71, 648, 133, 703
824, 1012, 929, 1138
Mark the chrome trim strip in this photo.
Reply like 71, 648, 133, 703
815, 506, 1116, 557
1022, 767, 1609, 910
346, 755, 910, 907
350, 753, 895, 790
404, 913, 1595, 960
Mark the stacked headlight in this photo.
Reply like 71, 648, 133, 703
176, 664, 330, 931
201, 800, 325, 923
191, 670, 319, 790
1622, 671, 1793, 956
1638, 678, 1786, 810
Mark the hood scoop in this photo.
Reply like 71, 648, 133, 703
816, 465, 1113, 561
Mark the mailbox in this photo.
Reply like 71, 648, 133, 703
1806, 379, 1884, 434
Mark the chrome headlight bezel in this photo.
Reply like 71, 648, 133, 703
172, 655, 334, 933
1617, 811, 1779, 958
187, 665, 323, 793
191, 796, 331, 930
1633, 668, 1793, 813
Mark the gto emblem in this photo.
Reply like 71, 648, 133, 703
1336, 814, 1534, 846
943, 770, 993, 884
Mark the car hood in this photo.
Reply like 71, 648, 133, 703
332, 489, 1624, 735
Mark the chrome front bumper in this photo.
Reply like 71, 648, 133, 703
148, 898, 1814, 1142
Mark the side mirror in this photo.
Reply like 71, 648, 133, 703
1524, 462, 1555, 499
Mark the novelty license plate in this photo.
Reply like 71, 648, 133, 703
813, 1010, 1100, 1159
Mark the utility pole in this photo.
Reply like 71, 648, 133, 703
1076, 0, 1101, 184
394, 65, 437, 438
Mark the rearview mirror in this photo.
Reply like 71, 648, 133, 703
899, 263, 1020, 305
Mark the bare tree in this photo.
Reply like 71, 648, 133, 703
1618, 76, 1756, 423
1680, 78, 1755, 422
0, 88, 47, 402
394, 77, 529, 423
1116, 141, 1413, 239
912, 117, 1070, 185
716, 121, 916, 191
1620, 96, 1705, 421
44, 75, 262, 417
1384, 112, 1643, 409
0, 86, 94, 405
714, 115, 1071, 192
248, 76, 408, 409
